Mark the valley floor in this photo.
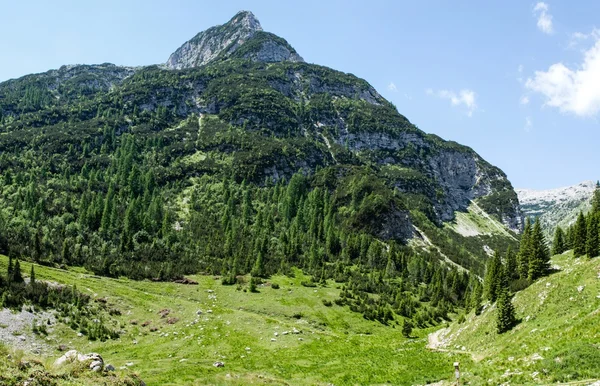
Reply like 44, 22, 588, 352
0, 256, 466, 385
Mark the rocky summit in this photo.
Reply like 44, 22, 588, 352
165, 11, 304, 69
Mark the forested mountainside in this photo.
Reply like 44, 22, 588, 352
0, 11, 521, 326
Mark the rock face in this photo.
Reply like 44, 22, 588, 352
517, 180, 596, 237
166, 11, 303, 69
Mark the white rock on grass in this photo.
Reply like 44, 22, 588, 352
54, 350, 104, 372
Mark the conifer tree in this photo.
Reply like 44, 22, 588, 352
528, 219, 549, 281
551, 226, 566, 256
401, 319, 413, 338
505, 246, 517, 281
12, 259, 23, 283
565, 225, 574, 250
592, 181, 600, 214
6, 257, 13, 283
251, 251, 265, 278
483, 251, 502, 302
469, 279, 483, 315
30, 265, 36, 285
496, 287, 516, 333
517, 218, 532, 279
586, 213, 599, 258
574, 211, 587, 257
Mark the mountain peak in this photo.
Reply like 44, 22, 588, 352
165, 11, 302, 70
229, 10, 262, 32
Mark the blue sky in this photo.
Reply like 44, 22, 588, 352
1, 0, 599, 189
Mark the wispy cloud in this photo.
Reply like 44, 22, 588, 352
526, 36, 600, 117
520, 95, 530, 105
427, 88, 478, 117
387, 82, 398, 92
569, 28, 600, 49
533, 2, 553, 34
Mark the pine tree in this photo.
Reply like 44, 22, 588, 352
592, 181, 600, 214
6, 257, 13, 283
251, 251, 265, 278
551, 226, 566, 256
586, 213, 599, 258
469, 279, 483, 315
505, 246, 517, 281
563, 226, 572, 250
574, 211, 587, 257
30, 265, 36, 285
402, 319, 413, 338
517, 218, 532, 279
483, 251, 502, 302
528, 219, 549, 281
496, 287, 516, 333
12, 259, 23, 283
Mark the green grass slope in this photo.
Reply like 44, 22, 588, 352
433, 251, 600, 385
0, 255, 466, 385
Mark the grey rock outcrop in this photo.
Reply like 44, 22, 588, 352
166, 11, 303, 69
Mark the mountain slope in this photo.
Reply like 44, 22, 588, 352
431, 251, 600, 384
517, 180, 596, 237
0, 10, 522, 339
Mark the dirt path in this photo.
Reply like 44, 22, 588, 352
427, 327, 478, 361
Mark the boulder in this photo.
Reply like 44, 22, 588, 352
213, 361, 225, 367
54, 350, 104, 372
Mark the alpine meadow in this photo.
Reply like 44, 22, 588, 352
0, 5, 599, 386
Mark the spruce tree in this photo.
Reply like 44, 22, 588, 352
251, 251, 265, 278
469, 278, 483, 315
30, 265, 36, 285
586, 213, 599, 258
574, 211, 587, 257
496, 287, 516, 333
12, 259, 23, 283
505, 246, 517, 281
517, 218, 532, 279
402, 319, 413, 338
7, 257, 13, 283
483, 251, 502, 302
528, 219, 549, 281
592, 181, 600, 214
551, 226, 566, 256
565, 225, 574, 250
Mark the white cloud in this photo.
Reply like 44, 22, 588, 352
533, 2, 553, 34
525, 116, 533, 132
387, 82, 398, 92
518, 64, 524, 73
525, 37, 600, 117
427, 88, 478, 117
520, 95, 530, 105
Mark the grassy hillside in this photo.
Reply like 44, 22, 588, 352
432, 251, 600, 385
0, 255, 467, 385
